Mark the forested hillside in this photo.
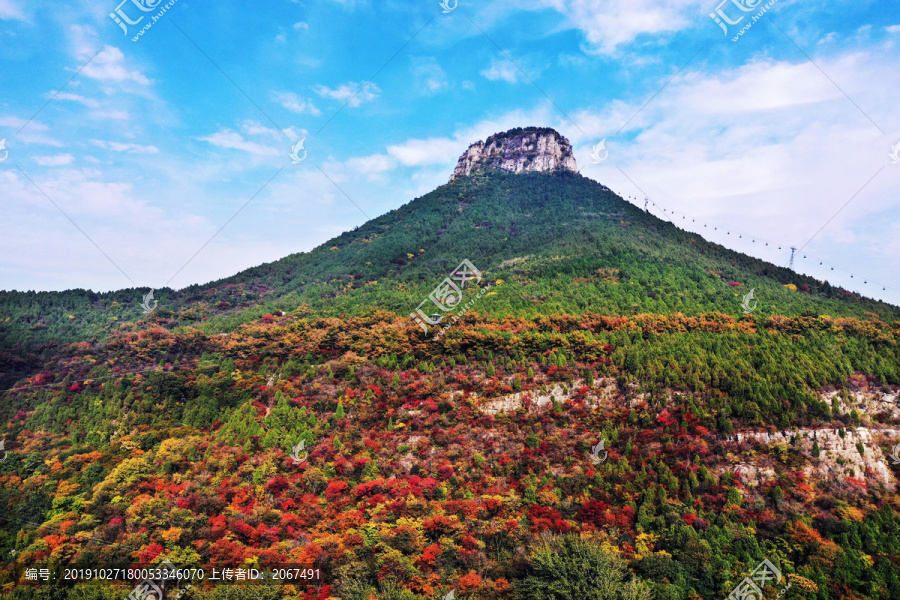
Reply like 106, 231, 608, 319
2, 169, 900, 600
2, 170, 895, 385
2, 311, 900, 599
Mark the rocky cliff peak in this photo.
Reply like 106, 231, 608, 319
450, 127, 578, 182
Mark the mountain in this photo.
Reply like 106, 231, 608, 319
1, 128, 900, 600
1, 130, 896, 371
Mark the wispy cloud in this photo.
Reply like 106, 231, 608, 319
34, 154, 75, 166
198, 129, 280, 156
82, 46, 152, 85
480, 57, 540, 83
313, 81, 381, 106
273, 91, 322, 115
55, 92, 101, 108
91, 140, 160, 154
411, 57, 449, 95
0, 0, 25, 20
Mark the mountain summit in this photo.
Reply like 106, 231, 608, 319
450, 126, 578, 181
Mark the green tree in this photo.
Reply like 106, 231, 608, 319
517, 534, 652, 600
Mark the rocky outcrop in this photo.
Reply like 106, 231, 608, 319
730, 427, 900, 490
450, 127, 578, 181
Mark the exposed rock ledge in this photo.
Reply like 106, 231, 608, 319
730, 427, 900, 490
450, 127, 578, 181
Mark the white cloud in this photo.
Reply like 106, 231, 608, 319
0, 116, 63, 147
55, 92, 101, 108
198, 129, 280, 157
91, 140, 160, 154
0, 0, 25, 20
387, 138, 463, 167
672, 59, 842, 115
239, 120, 284, 141
886, 25, 900, 33
345, 154, 396, 176
273, 91, 322, 115
81, 45, 152, 85
480, 58, 523, 83
313, 81, 380, 106
34, 154, 76, 166
89, 110, 130, 121
294, 21, 309, 30
410, 57, 448, 95
534, 0, 703, 55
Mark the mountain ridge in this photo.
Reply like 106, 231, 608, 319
1, 168, 896, 368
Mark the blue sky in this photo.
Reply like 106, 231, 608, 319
1, 0, 898, 306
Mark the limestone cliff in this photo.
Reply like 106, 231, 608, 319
450, 127, 578, 181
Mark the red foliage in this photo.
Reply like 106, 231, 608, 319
301, 585, 332, 600
416, 543, 442, 569
208, 538, 246, 565
576, 500, 610, 527
265, 475, 290, 494
325, 480, 349, 500
137, 543, 164, 566
528, 505, 570, 533
457, 571, 482, 595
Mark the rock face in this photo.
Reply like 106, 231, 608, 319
730, 427, 900, 490
450, 127, 578, 182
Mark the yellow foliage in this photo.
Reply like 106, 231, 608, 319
784, 283, 798, 291
835, 506, 864, 522
161, 527, 183, 544
786, 574, 818, 593
634, 532, 659, 559
537, 488, 559, 506
57, 480, 80, 496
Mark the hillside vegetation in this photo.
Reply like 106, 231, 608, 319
2, 170, 900, 600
